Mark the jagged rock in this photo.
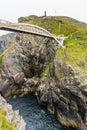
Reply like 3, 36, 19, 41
0, 34, 87, 130
0, 33, 15, 54
25, 77, 38, 88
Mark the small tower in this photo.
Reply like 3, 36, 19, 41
44, 11, 47, 17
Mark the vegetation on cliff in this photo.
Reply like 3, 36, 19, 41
0, 106, 15, 130
0, 55, 3, 69
19, 15, 87, 73
0, 15, 87, 130
17, 15, 87, 130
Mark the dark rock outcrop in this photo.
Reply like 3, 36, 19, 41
0, 34, 87, 130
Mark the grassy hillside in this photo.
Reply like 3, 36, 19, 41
18, 15, 87, 73
18, 15, 87, 36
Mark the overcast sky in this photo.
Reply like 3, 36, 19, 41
0, 0, 87, 35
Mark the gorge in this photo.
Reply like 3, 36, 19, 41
7, 93, 76, 130
0, 15, 87, 130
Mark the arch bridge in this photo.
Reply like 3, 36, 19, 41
0, 19, 64, 47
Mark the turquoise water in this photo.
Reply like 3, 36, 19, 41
7, 94, 77, 130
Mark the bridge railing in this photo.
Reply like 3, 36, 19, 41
9, 23, 52, 38
0, 19, 12, 24
0, 19, 64, 47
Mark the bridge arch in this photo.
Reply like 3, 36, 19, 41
0, 19, 63, 47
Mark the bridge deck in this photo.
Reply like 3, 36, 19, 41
0, 19, 64, 47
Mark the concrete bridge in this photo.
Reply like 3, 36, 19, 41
0, 19, 65, 47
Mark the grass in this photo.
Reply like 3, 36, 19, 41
43, 60, 54, 76
18, 15, 87, 36
0, 106, 16, 130
56, 37, 87, 72
44, 66, 50, 76
0, 55, 3, 69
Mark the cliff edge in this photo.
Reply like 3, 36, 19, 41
0, 16, 87, 130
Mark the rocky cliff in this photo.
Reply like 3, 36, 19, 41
0, 94, 26, 130
0, 33, 15, 55
0, 31, 87, 130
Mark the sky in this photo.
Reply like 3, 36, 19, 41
0, 0, 87, 35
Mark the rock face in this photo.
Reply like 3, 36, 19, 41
0, 94, 26, 130
0, 34, 87, 130
37, 57, 87, 130
0, 33, 15, 54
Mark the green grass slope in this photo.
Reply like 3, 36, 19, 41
18, 15, 87, 36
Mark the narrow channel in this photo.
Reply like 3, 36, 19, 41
7, 94, 77, 130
